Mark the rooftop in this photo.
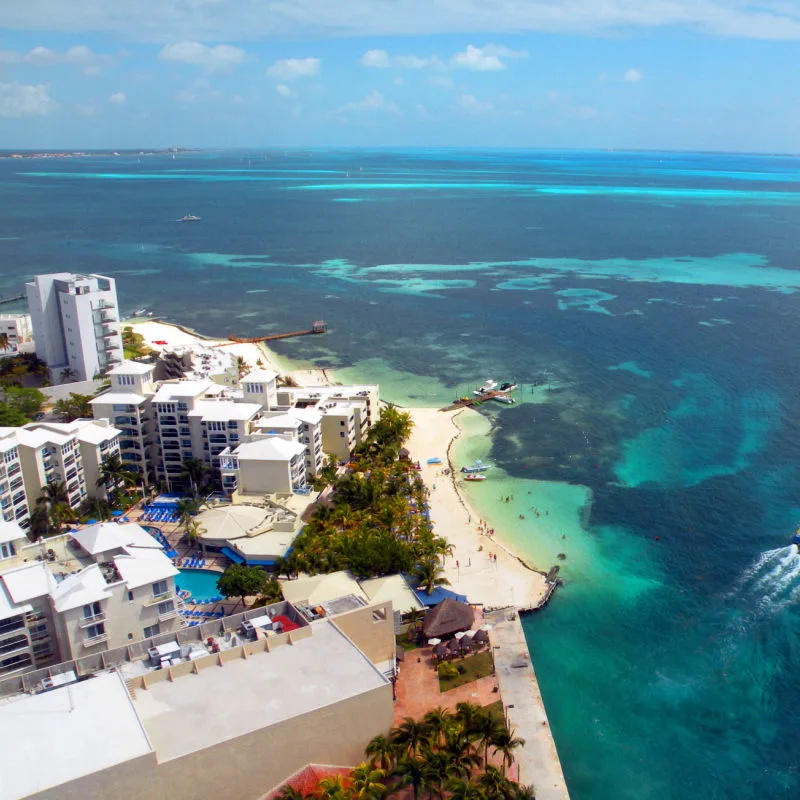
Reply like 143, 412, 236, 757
234, 438, 306, 462
360, 574, 426, 615
71, 522, 162, 557
279, 571, 367, 608
153, 380, 212, 403
190, 399, 262, 422
108, 360, 155, 376
242, 367, 279, 383
50, 564, 113, 613
0, 671, 153, 800
113, 548, 179, 590
0, 521, 26, 546
133, 620, 387, 762
90, 391, 148, 406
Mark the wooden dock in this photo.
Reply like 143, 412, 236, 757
225, 320, 327, 345
440, 390, 512, 411
0, 294, 24, 306
519, 566, 560, 614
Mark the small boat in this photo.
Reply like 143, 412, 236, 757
464, 474, 486, 482
498, 382, 518, 392
792, 529, 800, 546
133, 307, 147, 316
426, 457, 443, 465
492, 395, 515, 404
473, 379, 498, 397
461, 460, 489, 474
178, 214, 201, 222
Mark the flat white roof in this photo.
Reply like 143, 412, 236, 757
229, 529, 296, 560
290, 407, 323, 426
1, 562, 54, 604
133, 620, 387, 762
254, 413, 302, 431
360, 574, 426, 615
15, 427, 72, 448
71, 522, 161, 557
280, 571, 367, 607
74, 422, 121, 445
153, 380, 212, 402
0, 580, 31, 623
0, 672, 153, 799
114, 548, 178, 590
234, 438, 305, 462
90, 391, 148, 406
242, 368, 278, 383
190, 400, 261, 422
0, 520, 26, 546
108, 360, 154, 376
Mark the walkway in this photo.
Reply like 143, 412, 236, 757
487, 610, 570, 800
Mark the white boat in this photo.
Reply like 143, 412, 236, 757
461, 460, 490, 474
133, 308, 147, 316
492, 395, 515, 404
464, 474, 486, 482
498, 382, 518, 392
472, 379, 498, 396
178, 214, 201, 222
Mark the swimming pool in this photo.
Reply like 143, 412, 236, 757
176, 569, 222, 600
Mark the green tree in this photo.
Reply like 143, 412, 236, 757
392, 755, 427, 800
413, 557, 451, 596
275, 787, 308, 800
3, 387, 46, 419
53, 393, 94, 421
0, 403, 28, 426
216, 564, 267, 607
491, 728, 525, 776
350, 762, 387, 800
176, 497, 199, 529
391, 717, 431, 758
181, 457, 207, 496
96, 453, 138, 506
0, 333, 9, 352
34, 482, 74, 538
59, 368, 79, 383
317, 775, 350, 800
365, 734, 397, 772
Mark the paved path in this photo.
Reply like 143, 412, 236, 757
487, 610, 570, 800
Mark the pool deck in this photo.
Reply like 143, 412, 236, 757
486, 609, 570, 800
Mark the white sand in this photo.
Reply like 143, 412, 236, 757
406, 407, 548, 611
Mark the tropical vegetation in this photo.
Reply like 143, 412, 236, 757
274, 703, 531, 800
121, 326, 152, 360
0, 352, 49, 388
29, 481, 75, 539
216, 563, 268, 606
96, 453, 138, 507
285, 406, 451, 581
52, 392, 94, 421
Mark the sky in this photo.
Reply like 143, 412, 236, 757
1, 0, 799, 152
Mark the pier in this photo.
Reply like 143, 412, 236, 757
487, 609, 571, 800
225, 320, 327, 344
0, 294, 24, 306
440, 390, 513, 412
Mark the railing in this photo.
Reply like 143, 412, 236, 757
79, 613, 107, 628
144, 592, 175, 608
158, 608, 179, 623
82, 632, 110, 649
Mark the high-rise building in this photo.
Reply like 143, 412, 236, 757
25, 272, 124, 382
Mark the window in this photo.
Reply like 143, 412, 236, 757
245, 383, 262, 394
0, 634, 28, 655
152, 580, 168, 597
0, 652, 32, 671
4, 450, 17, 463
117, 375, 134, 386
82, 601, 102, 620
372, 608, 387, 623
143, 623, 160, 639
157, 600, 174, 615
340, 432, 345, 438
127, 590, 134, 602
0, 541, 15, 559
84, 622, 105, 640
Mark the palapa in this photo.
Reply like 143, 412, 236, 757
432, 642, 449, 659
422, 597, 475, 639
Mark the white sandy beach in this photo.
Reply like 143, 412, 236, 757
406, 407, 549, 611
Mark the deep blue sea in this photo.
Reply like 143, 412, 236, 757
2, 148, 800, 798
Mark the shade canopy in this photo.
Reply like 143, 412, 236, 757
422, 597, 475, 639
427, 638, 442, 646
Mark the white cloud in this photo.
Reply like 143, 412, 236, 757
458, 93, 492, 113
430, 75, 455, 89
451, 43, 527, 71
337, 89, 398, 114
266, 57, 320, 81
4, 1, 800, 41
623, 68, 644, 82
362, 49, 390, 68
159, 41, 245, 73
0, 82, 55, 117
275, 83, 296, 98
0, 44, 112, 74
109, 92, 126, 105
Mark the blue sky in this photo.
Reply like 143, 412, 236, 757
1, 1, 799, 151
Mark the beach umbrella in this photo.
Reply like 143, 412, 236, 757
463, 629, 476, 637
433, 642, 449, 659
473, 630, 489, 646
454, 631, 467, 640
111, 510, 123, 517
480, 623, 493, 632
447, 638, 461, 653
427, 638, 442, 646
459, 637, 472, 653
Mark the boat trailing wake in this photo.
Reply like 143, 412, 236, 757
727, 545, 800, 622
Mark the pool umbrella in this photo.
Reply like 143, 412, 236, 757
454, 631, 467, 640
480, 623, 493, 632
427, 638, 442, 646
473, 630, 490, 646
459, 637, 472, 654
86, 519, 97, 525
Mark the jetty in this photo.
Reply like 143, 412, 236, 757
487, 609, 571, 800
225, 320, 327, 344
0, 294, 24, 306
440, 390, 512, 412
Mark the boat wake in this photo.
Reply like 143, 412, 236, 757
727, 545, 800, 621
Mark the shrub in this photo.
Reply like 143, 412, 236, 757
438, 662, 459, 679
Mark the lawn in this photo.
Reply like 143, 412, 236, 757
438, 651, 493, 692
483, 700, 505, 725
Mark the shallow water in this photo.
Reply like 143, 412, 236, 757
3, 149, 800, 798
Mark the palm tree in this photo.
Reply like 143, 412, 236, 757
0, 332, 9, 352
83, 497, 112, 522
420, 748, 456, 800
365, 734, 397, 772
275, 787, 307, 800
183, 519, 206, 545
35, 482, 73, 537
446, 778, 487, 800
491, 729, 525, 775
350, 762, 387, 800
59, 367, 79, 383
413, 556, 451, 596
473, 711, 508, 767
392, 755, 427, 800
391, 717, 431, 758
235, 356, 250, 378
175, 497, 199, 528
96, 453, 137, 506
317, 774, 350, 800
477, 767, 513, 798
180, 457, 207, 497
423, 707, 453, 747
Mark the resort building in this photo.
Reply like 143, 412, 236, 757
0, 431, 30, 530
0, 520, 182, 679
0, 312, 32, 351
219, 437, 307, 497
0, 599, 395, 800
90, 360, 158, 481
25, 272, 124, 382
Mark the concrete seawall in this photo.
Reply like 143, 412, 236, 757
487, 609, 570, 800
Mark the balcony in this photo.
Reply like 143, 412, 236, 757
144, 592, 175, 608
82, 632, 110, 648
158, 608, 179, 623
79, 613, 107, 628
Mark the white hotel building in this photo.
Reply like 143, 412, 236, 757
26, 272, 124, 382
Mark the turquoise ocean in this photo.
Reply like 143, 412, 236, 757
2, 149, 800, 798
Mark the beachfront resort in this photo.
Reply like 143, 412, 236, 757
0, 271, 568, 799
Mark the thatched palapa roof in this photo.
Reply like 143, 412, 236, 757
422, 597, 474, 639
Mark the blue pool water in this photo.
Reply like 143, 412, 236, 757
176, 569, 222, 600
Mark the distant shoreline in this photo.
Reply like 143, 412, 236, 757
0, 149, 199, 160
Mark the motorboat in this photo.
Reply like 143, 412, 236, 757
461, 460, 489, 474
473, 379, 498, 396
792, 529, 800, 546
178, 214, 201, 222
464, 474, 486, 482
498, 382, 518, 392
492, 395, 515, 404
133, 308, 147, 316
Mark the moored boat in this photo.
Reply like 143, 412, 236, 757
498, 381, 518, 392
461, 460, 489, 474
464, 473, 486, 482
178, 214, 201, 222
492, 395, 515, 404
792, 529, 800, 546
472, 379, 498, 396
